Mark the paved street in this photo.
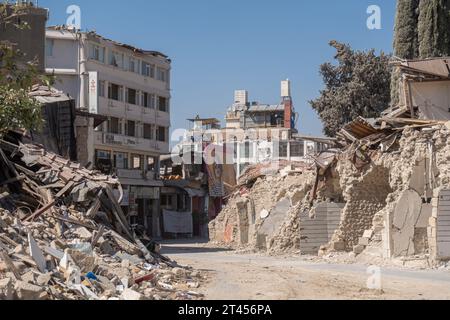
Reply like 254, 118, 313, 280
162, 240, 450, 300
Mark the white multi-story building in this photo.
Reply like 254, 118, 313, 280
45, 26, 171, 237
177, 80, 331, 180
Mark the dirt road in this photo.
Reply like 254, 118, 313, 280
161, 240, 450, 300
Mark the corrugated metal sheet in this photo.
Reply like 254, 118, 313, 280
341, 117, 380, 139
247, 104, 284, 112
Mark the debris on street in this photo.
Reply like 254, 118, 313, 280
0, 137, 205, 300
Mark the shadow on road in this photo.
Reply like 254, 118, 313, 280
160, 238, 233, 255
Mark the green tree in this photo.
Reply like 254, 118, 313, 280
309, 41, 391, 137
418, 0, 450, 58
393, 0, 420, 60
0, 2, 44, 138
391, 0, 420, 106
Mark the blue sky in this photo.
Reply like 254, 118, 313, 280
40, 0, 396, 136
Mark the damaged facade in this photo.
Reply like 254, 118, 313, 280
45, 27, 171, 239
209, 57, 450, 267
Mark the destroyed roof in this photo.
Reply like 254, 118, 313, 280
394, 57, 450, 79
46, 26, 170, 62
28, 85, 73, 104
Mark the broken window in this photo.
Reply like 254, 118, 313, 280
157, 126, 167, 142
108, 83, 122, 101
141, 92, 149, 108
158, 96, 168, 112
126, 120, 136, 137
290, 141, 305, 157
128, 57, 138, 73
95, 150, 112, 173
109, 50, 123, 68
279, 142, 288, 158
141, 61, 154, 78
89, 44, 105, 62
143, 123, 154, 140
157, 67, 167, 82
108, 117, 120, 134
126, 88, 137, 105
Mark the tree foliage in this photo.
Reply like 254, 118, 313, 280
0, 2, 44, 137
393, 0, 420, 60
309, 41, 391, 137
418, 0, 450, 58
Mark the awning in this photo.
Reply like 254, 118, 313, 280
184, 188, 205, 197
118, 178, 163, 187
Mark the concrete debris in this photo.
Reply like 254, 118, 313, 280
209, 94, 450, 268
0, 138, 204, 300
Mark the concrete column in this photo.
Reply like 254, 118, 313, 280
79, 33, 88, 110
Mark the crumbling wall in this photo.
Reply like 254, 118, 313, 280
327, 162, 393, 252
209, 172, 315, 252
299, 202, 345, 255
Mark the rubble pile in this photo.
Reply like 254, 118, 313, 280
0, 138, 204, 300
209, 113, 450, 266
209, 163, 316, 253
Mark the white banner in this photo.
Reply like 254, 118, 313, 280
163, 210, 193, 234
88, 71, 98, 114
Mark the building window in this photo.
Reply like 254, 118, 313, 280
128, 57, 138, 73
279, 142, 288, 158
126, 88, 137, 105
113, 152, 128, 169
240, 141, 253, 159
98, 80, 106, 97
95, 150, 112, 173
290, 141, 305, 157
143, 123, 154, 140
141, 61, 154, 78
45, 39, 54, 57
109, 50, 123, 68
89, 44, 105, 63
142, 92, 148, 108
126, 120, 136, 137
157, 126, 167, 142
108, 117, 121, 134
149, 94, 155, 109
157, 67, 167, 82
131, 154, 143, 170
147, 156, 156, 171
108, 83, 123, 101
158, 96, 168, 112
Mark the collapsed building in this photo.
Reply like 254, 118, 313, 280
0, 132, 204, 300
209, 57, 450, 267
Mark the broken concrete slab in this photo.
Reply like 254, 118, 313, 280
73, 227, 93, 241
28, 233, 47, 273
121, 288, 144, 300
417, 204, 432, 228
14, 280, 48, 300
0, 277, 14, 300
392, 190, 423, 257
